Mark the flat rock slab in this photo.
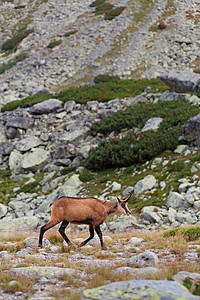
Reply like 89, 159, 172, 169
29, 99, 62, 114
9, 266, 84, 279
6, 117, 34, 130
82, 280, 198, 299
0, 216, 39, 233
158, 70, 200, 93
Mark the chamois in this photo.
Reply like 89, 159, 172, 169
38, 192, 134, 250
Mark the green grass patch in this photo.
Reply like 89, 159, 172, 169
1, 29, 33, 52
47, 39, 62, 49
85, 99, 200, 170
79, 169, 94, 182
0, 52, 27, 75
64, 30, 78, 37
104, 7, 125, 20
1, 93, 54, 112
164, 226, 200, 241
94, 2, 113, 15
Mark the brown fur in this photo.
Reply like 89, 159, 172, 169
38, 194, 133, 250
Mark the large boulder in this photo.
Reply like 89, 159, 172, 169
6, 117, 34, 130
127, 251, 158, 268
21, 148, 50, 172
166, 191, 189, 209
0, 216, 39, 233
141, 117, 163, 132
0, 141, 14, 155
134, 175, 157, 194
158, 70, 200, 92
183, 113, 200, 147
82, 280, 198, 299
29, 99, 63, 114
14, 136, 42, 152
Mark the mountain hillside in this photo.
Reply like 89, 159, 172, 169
0, 0, 199, 106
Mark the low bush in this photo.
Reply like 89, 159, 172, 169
1, 93, 53, 112
85, 98, 200, 170
47, 39, 62, 48
90, 0, 105, 7
104, 6, 125, 20
64, 30, 77, 37
91, 98, 200, 135
94, 2, 113, 15
93, 74, 120, 83
79, 169, 94, 182
1, 29, 33, 52
0, 52, 27, 75
164, 226, 200, 241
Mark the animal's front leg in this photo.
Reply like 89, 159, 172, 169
95, 225, 107, 250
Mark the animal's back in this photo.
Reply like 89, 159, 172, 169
51, 196, 106, 224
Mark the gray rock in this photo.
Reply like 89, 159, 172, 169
82, 280, 198, 299
158, 70, 200, 92
127, 251, 158, 268
0, 203, 7, 219
0, 216, 39, 233
107, 215, 142, 233
23, 236, 51, 248
129, 237, 145, 244
173, 271, 200, 284
166, 191, 189, 209
29, 99, 63, 115
134, 175, 157, 194
15, 136, 42, 152
141, 117, 163, 132
112, 267, 161, 279
6, 117, 34, 130
141, 206, 161, 224
9, 150, 23, 173
183, 113, 200, 147
56, 174, 82, 197
0, 141, 14, 155
52, 144, 76, 159
9, 266, 84, 279
22, 149, 50, 172
64, 100, 76, 113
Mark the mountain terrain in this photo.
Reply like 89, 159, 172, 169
0, 0, 200, 299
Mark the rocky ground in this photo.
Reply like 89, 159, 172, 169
0, 0, 200, 105
0, 230, 200, 299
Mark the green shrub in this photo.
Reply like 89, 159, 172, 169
94, 2, 113, 14
167, 161, 185, 172
0, 170, 11, 179
164, 226, 200, 241
93, 74, 120, 83
47, 39, 62, 49
90, 0, 105, 7
64, 30, 77, 37
60, 166, 76, 175
58, 78, 169, 104
104, 6, 125, 20
85, 127, 181, 170
79, 169, 94, 182
85, 99, 200, 170
91, 98, 200, 135
1, 93, 54, 112
1, 29, 33, 52
0, 52, 27, 75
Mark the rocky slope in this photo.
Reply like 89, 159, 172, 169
0, 0, 199, 106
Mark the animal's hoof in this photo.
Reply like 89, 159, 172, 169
38, 244, 43, 248
77, 242, 84, 248
68, 243, 75, 248
101, 246, 108, 251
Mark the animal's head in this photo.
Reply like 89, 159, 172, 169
117, 191, 134, 215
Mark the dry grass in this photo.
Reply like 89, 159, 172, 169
0, 228, 199, 298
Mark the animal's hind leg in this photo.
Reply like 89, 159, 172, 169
78, 224, 94, 248
58, 220, 74, 247
38, 219, 59, 248
95, 225, 107, 250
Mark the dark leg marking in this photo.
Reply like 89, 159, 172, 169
58, 220, 73, 246
38, 220, 59, 247
78, 224, 94, 248
95, 225, 107, 250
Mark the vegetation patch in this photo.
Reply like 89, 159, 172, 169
1, 29, 33, 52
47, 39, 62, 49
164, 226, 200, 241
85, 99, 200, 170
64, 30, 78, 37
90, 0, 125, 20
0, 52, 27, 75
1, 93, 54, 112
104, 7, 126, 20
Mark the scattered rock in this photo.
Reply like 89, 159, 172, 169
127, 251, 158, 268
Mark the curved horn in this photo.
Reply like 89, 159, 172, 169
123, 191, 134, 203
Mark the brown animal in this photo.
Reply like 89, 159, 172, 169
38, 192, 133, 250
